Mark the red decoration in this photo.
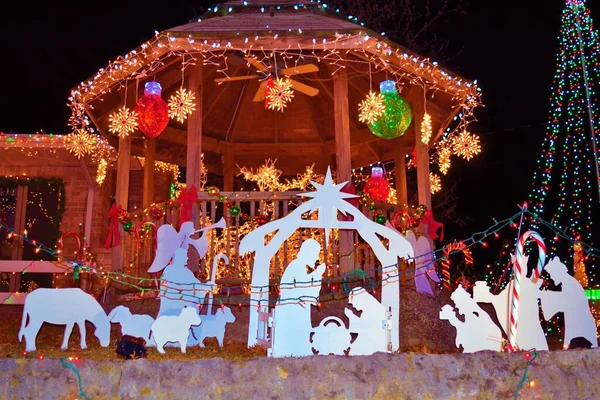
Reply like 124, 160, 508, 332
264, 76, 275, 110
178, 185, 197, 228
104, 204, 122, 250
420, 210, 444, 241
363, 167, 390, 202
134, 82, 169, 139
341, 181, 359, 221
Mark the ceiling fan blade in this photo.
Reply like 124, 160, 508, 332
253, 80, 268, 102
281, 64, 319, 76
289, 79, 319, 97
214, 75, 260, 83
245, 56, 270, 72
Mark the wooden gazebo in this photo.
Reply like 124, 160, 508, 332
68, 0, 480, 271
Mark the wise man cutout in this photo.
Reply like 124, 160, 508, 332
157, 248, 210, 319
440, 285, 502, 353
273, 239, 326, 357
472, 254, 549, 351
538, 257, 598, 348
345, 287, 387, 355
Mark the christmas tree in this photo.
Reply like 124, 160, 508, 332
529, 0, 600, 284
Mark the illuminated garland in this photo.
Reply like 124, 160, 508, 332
421, 112, 433, 144
529, 0, 600, 283
237, 159, 322, 191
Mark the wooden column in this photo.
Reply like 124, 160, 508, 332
78, 158, 95, 245
186, 63, 203, 272
394, 146, 408, 205
410, 86, 432, 210
9, 185, 27, 292
143, 139, 156, 208
333, 68, 353, 274
112, 135, 131, 271
223, 147, 234, 191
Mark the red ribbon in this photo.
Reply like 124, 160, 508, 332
178, 184, 197, 228
104, 204, 122, 250
420, 210, 444, 241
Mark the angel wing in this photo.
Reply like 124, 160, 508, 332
147, 224, 179, 273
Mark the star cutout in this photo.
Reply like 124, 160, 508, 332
300, 167, 358, 245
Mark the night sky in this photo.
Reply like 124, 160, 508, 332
0, 1, 595, 242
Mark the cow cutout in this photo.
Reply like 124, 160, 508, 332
539, 257, 598, 348
18, 288, 110, 351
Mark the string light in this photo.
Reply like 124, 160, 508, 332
265, 78, 294, 112
168, 88, 196, 123
430, 172, 442, 194
237, 159, 322, 192
358, 91, 385, 124
421, 112, 432, 144
108, 106, 138, 139
451, 130, 481, 161
137, 157, 180, 180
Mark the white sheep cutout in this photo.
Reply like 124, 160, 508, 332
151, 306, 201, 354
108, 305, 155, 346
189, 306, 236, 347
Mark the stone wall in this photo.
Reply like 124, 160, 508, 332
0, 349, 598, 399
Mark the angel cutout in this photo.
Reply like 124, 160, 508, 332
440, 285, 502, 353
473, 254, 548, 351
147, 218, 225, 274
538, 257, 598, 348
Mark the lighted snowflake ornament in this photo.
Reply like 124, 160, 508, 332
358, 91, 385, 124
168, 88, 196, 123
438, 146, 452, 175
430, 173, 442, 194
109, 106, 138, 139
266, 78, 294, 112
68, 129, 96, 159
452, 131, 481, 161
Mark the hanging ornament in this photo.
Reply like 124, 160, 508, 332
430, 173, 442, 194
265, 77, 294, 112
421, 113, 433, 144
96, 158, 108, 186
229, 205, 241, 217
109, 106, 138, 139
68, 129, 96, 159
363, 166, 391, 202
123, 221, 133, 232
168, 87, 196, 123
451, 130, 481, 161
438, 145, 452, 175
367, 80, 412, 140
375, 214, 387, 225
206, 186, 220, 197
135, 82, 169, 139
358, 91, 386, 124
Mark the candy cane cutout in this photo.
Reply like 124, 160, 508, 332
58, 231, 83, 259
441, 241, 473, 291
508, 230, 546, 351
135, 221, 158, 250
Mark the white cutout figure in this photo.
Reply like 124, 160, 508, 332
440, 285, 502, 353
539, 257, 598, 348
345, 287, 387, 355
18, 288, 110, 351
189, 306, 236, 347
310, 317, 352, 355
151, 306, 202, 354
272, 239, 326, 357
108, 305, 155, 346
157, 248, 211, 319
148, 218, 226, 274
473, 255, 548, 351
241, 168, 413, 352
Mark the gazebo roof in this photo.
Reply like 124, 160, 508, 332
68, 1, 481, 176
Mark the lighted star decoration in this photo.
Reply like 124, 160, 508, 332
452, 131, 481, 161
266, 78, 294, 112
421, 113, 432, 144
68, 129, 96, 159
168, 88, 196, 123
96, 158, 108, 185
358, 91, 385, 124
108, 106, 138, 138
430, 173, 442, 194
301, 167, 358, 245
438, 146, 452, 175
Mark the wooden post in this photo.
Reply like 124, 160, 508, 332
143, 139, 156, 208
333, 68, 353, 274
410, 86, 432, 210
112, 135, 131, 271
9, 185, 27, 292
223, 147, 234, 191
78, 159, 95, 245
394, 146, 408, 205
186, 63, 203, 272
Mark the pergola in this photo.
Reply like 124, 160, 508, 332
68, 0, 480, 270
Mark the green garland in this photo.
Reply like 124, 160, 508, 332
0, 177, 66, 255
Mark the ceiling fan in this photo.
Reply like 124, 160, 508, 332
214, 56, 320, 101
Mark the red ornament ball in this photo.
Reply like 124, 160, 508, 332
363, 166, 391, 202
135, 82, 169, 139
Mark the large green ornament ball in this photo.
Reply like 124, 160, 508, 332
123, 221, 133, 232
229, 205, 241, 217
375, 214, 387, 224
368, 81, 412, 140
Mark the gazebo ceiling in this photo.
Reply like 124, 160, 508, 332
73, 0, 481, 175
